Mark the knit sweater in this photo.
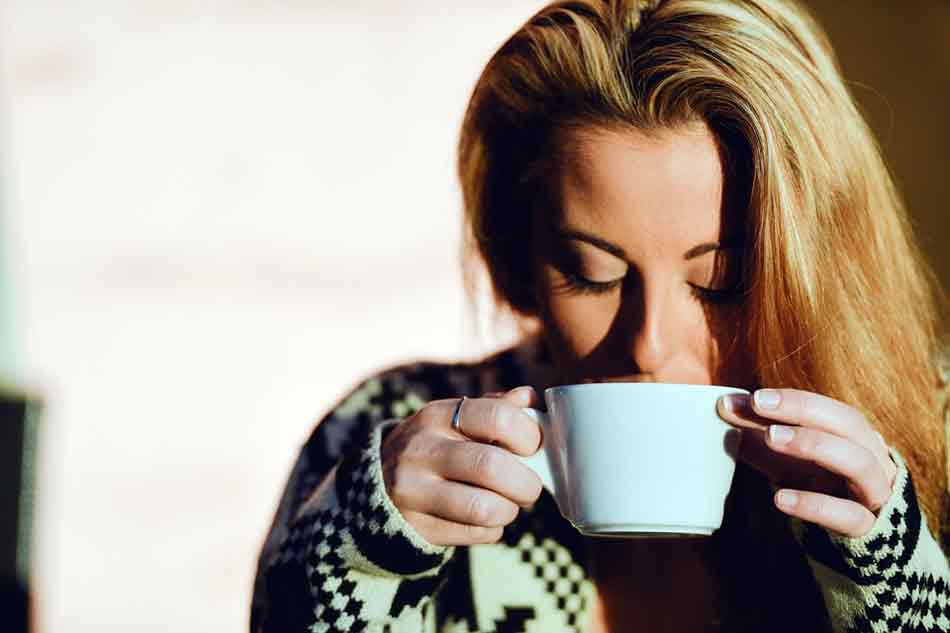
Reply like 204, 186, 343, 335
251, 339, 950, 632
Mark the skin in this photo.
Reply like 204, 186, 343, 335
380, 121, 896, 558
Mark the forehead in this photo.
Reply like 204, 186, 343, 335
555, 123, 728, 254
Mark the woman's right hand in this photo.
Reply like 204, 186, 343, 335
380, 386, 545, 546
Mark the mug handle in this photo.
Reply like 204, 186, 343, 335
517, 408, 556, 495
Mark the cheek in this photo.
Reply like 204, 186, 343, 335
543, 293, 619, 358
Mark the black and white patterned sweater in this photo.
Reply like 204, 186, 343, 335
251, 338, 950, 633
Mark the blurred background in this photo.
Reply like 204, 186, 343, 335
0, 1, 946, 632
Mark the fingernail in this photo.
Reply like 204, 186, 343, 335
775, 490, 798, 509
768, 425, 794, 445
720, 394, 750, 414
754, 389, 781, 410
508, 386, 535, 399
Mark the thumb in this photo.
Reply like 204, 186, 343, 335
501, 385, 540, 408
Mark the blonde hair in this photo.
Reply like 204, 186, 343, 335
458, 0, 946, 540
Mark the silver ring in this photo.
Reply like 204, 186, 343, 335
451, 396, 467, 436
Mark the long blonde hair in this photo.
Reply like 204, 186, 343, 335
458, 0, 946, 536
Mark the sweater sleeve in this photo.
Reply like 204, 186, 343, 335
252, 377, 457, 633
793, 448, 949, 632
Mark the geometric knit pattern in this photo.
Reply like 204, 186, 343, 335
251, 337, 950, 633
303, 508, 367, 632
514, 532, 587, 630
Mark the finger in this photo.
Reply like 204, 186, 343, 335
773, 488, 877, 538
443, 390, 543, 456
719, 390, 890, 473
435, 440, 543, 507
764, 425, 893, 512
752, 389, 883, 457
400, 476, 520, 528
500, 385, 541, 409
734, 428, 845, 494
717, 393, 770, 430
401, 510, 503, 546
871, 432, 898, 482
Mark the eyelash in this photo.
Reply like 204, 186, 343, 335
558, 272, 743, 305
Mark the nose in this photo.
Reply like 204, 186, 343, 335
624, 277, 675, 375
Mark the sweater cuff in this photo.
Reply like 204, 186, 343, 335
318, 419, 455, 577
336, 419, 455, 575
794, 448, 921, 586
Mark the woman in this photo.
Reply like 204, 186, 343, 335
251, 0, 950, 631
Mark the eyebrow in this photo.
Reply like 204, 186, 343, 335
555, 228, 743, 261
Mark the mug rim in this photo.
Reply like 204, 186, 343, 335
544, 383, 750, 396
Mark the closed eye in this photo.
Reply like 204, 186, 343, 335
554, 272, 624, 296
688, 282, 744, 305
557, 272, 744, 304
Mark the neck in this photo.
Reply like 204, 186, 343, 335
587, 536, 724, 631
588, 536, 717, 579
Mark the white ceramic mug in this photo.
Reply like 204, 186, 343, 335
517, 383, 747, 537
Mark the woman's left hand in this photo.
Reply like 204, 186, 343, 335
717, 389, 898, 538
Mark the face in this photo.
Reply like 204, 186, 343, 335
531, 122, 755, 389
